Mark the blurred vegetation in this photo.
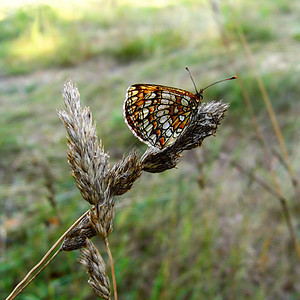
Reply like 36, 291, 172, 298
1, 0, 300, 299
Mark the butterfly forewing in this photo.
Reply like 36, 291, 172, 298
124, 84, 200, 149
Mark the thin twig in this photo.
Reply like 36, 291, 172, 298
210, 1, 300, 260
221, 153, 300, 259
231, 12, 299, 201
6, 210, 90, 300
210, 0, 280, 187
270, 148, 299, 187
14, 248, 62, 297
104, 237, 118, 300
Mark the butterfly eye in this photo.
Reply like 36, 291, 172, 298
196, 90, 203, 100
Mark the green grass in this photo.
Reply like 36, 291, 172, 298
0, 4, 98, 74
1, 0, 300, 299
108, 29, 187, 62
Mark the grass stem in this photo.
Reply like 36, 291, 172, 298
104, 237, 118, 300
232, 12, 300, 201
222, 153, 300, 260
5, 210, 90, 300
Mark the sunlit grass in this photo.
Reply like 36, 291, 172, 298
0, 4, 100, 74
0, 1, 212, 75
11, 22, 58, 58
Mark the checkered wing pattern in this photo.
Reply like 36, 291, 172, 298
124, 84, 201, 149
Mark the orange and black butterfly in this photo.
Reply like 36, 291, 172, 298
124, 67, 236, 150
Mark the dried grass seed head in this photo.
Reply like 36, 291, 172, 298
61, 211, 97, 251
79, 238, 111, 300
107, 151, 142, 196
90, 187, 115, 239
58, 80, 110, 206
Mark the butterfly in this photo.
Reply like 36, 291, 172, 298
123, 67, 236, 150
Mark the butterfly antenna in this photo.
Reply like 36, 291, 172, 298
201, 76, 237, 92
185, 66, 199, 94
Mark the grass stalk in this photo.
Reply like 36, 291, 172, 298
104, 237, 118, 300
13, 248, 62, 298
223, 154, 300, 260
231, 12, 299, 200
210, 0, 276, 168
5, 210, 90, 300
160, 192, 178, 299
210, 1, 300, 260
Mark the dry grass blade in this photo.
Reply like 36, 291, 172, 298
5, 210, 89, 300
221, 153, 300, 259
231, 12, 299, 200
210, 1, 300, 262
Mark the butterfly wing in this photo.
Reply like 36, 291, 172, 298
124, 84, 200, 149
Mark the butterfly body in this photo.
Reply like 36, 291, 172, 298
124, 84, 203, 149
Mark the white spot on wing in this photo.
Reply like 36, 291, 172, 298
157, 110, 168, 117
170, 94, 176, 101
158, 104, 168, 110
142, 108, 149, 118
161, 99, 170, 104
144, 100, 152, 107
145, 92, 156, 100
166, 129, 172, 137
150, 134, 156, 142
162, 121, 170, 129
143, 119, 149, 128
162, 92, 171, 99
159, 116, 168, 123
173, 131, 181, 138
181, 98, 189, 106
145, 123, 153, 133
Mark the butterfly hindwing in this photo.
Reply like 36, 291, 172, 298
124, 84, 200, 149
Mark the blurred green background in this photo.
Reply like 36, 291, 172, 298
1, 0, 300, 299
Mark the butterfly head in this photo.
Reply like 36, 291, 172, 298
195, 89, 204, 101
